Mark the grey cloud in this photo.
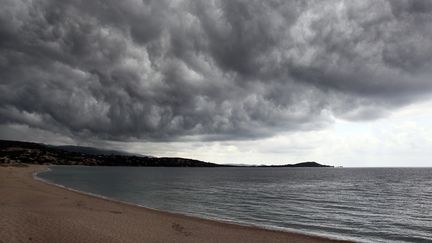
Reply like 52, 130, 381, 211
1, 0, 432, 142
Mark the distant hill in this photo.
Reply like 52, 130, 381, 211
49, 145, 147, 157
258, 161, 333, 168
0, 140, 220, 167
0, 139, 333, 168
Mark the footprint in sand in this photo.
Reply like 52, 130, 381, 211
75, 200, 84, 207
171, 223, 192, 237
109, 210, 123, 214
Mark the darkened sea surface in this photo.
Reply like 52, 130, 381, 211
38, 166, 432, 242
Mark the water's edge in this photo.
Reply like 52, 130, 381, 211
32, 165, 354, 242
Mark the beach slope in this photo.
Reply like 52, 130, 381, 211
0, 165, 347, 243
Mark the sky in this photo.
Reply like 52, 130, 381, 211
1, 0, 431, 166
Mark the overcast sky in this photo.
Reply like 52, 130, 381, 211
1, 0, 431, 166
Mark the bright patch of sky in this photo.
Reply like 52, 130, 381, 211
118, 98, 432, 167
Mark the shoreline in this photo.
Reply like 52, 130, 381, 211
33, 166, 343, 240
1, 164, 352, 243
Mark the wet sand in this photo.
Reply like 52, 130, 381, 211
0, 165, 350, 243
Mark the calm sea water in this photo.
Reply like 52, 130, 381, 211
38, 166, 432, 243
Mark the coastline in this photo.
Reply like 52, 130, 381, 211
1, 164, 351, 243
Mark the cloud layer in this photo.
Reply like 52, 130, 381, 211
1, 0, 432, 141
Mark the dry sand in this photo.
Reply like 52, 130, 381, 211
0, 165, 350, 243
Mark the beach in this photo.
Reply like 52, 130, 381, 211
0, 165, 347, 243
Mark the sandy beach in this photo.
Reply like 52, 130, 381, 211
0, 165, 349, 243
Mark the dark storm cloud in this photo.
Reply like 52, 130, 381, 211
1, 0, 432, 141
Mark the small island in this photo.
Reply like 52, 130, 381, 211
257, 162, 333, 168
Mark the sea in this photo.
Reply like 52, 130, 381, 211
37, 166, 432, 243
